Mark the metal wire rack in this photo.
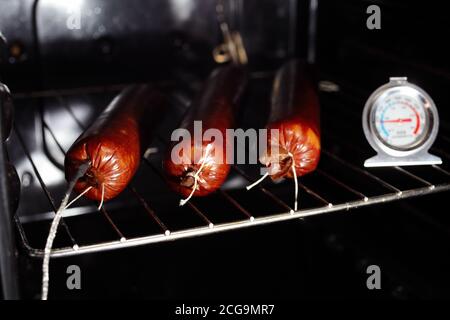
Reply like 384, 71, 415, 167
9, 79, 450, 258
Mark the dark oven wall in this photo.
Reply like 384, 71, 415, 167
0, 0, 297, 91
312, 0, 450, 298
315, 0, 450, 124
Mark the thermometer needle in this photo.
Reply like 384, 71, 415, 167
381, 118, 413, 123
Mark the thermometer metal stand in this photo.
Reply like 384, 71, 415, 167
364, 152, 442, 167
363, 77, 442, 167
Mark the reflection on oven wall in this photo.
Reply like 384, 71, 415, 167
0, 0, 297, 90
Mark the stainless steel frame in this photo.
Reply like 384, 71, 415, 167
0, 82, 20, 299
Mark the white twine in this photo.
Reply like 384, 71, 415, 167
288, 152, 298, 212
179, 144, 213, 206
42, 161, 90, 300
41, 183, 92, 300
246, 172, 269, 190
98, 183, 105, 210
64, 186, 93, 210
245, 152, 299, 212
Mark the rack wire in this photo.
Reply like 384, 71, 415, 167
9, 81, 450, 258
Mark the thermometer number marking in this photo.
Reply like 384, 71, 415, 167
374, 95, 426, 149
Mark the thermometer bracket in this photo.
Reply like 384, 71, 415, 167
364, 153, 442, 167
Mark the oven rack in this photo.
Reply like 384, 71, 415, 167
10, 83, 450, 258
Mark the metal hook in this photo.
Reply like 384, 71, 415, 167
0, 30, 7, 46
213, 0, 248, 65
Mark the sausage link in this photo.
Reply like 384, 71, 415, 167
261, 60, 321, 180
164, 65, 247, 198
65, 84, 166, 201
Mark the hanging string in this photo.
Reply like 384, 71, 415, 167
246, 172, 269, 190
214, 0, 248, 65
41, 162, 90, 300
288, 152, 299, 212
98, 183, 105, 210
64, 186, 93, 210
179, 144, 213, 206
246, 152, 299, 212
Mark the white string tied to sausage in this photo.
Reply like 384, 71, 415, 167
42, 163, 90, 300
64, 186, 93, 210
42, 185, 93, 300
179, 144, 213, 206
64, 183, 104, 212
246, 152, 299, 213
288, 152, 298, 213
246, 172, 269, 190
98, 183, 105, 210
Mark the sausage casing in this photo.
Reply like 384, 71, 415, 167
164, 65, 247, 198
65, 85, 165, 201
260, 60, 321, 180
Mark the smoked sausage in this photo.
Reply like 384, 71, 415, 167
164, 65, 247, 200
65, 84, 165, 202
260, 60, 321, 180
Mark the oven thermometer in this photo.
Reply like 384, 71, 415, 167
363, 77, 442, 167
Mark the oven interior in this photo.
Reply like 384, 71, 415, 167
1, 0, 449, 299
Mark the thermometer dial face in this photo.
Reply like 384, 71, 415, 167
372, 91, 430, 151
363, 78, 441, 165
